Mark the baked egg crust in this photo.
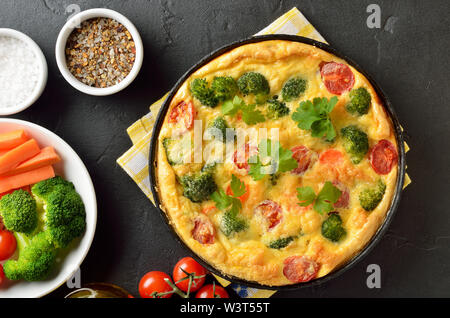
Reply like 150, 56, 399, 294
155, 40, 398, 286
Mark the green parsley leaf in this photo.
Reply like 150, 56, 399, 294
210, 174, 246, 213
248, 139, 298, 181
210, 176, 248, 236
296, 181, 342, 214
240, 103, 266, 125
292, 97, 338, 142
314, 181, 342, 214
296, 187, 316, 207
229, 197, 242, 216
230, 174, 246, 197
210, 188, 233, 210
248, 155, 265, 181
221, 95, 265, 125
222, 96, 243, 116
291, 100, 322, 130
278, 145, 299, 172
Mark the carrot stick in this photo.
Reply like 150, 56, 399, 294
0, 185, 31, 200
0, 130, 30, 150
0, 139, 40, 175
0, 165, 55, 193
1, 147, 61, 177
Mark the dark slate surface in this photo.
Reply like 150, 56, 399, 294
0, 0, 449, 298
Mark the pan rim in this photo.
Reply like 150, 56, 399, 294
148, 34, 406, 291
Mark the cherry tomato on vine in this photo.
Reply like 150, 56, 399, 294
173, 257, 206, 293
195, 284, 229, 298
0, 230, 16, 261
139, 271, 173, 298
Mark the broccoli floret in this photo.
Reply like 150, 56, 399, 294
267, 236, 294, 249
180, 172, 217, 203
321, 214, 346, 242
211, 76, 238, 102
201, 162, 217, 173
267, 97, 290, 119
346, 87, 371, 116
220, 211, 247, 236
340, 125, 369, 164
163, 134, 192, 165
31, 176, 74, 200
3, 232, 57, 281
206, 117, 229, 142
281, 77, 307, 102
237, 72, 270, 103
0, 190, 37, 234
190, 78, 218, 107
359, 181, 386, 211
32, 177, 86, 248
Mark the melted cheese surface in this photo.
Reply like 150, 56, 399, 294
156, 41, 398, 286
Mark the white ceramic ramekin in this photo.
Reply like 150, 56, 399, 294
55, 8, 144, 96
0, 28, 48, 116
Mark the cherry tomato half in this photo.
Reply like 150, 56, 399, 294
291, 145, 315, 174
283, 255, 320, 283
320, 61, 355, 95
232, 143, 257, 172
139, 271, 173, 298
195, 284, 229, 298
173, 257, 207, 293
168, 101, 195, 130
370, 139, 398, 175
0, 264, 5, 286
192, 218, 215, 245
254, 200, 282, 230
0, 230, 16, 261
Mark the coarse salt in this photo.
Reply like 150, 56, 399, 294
0, 36, 40, 109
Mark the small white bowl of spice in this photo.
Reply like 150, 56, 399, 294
55, 8, 143, 96
0, 28, 48, 116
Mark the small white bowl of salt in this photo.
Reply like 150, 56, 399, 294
0, 29, 48, 116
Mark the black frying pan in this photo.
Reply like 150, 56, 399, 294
148, 34, 406, 290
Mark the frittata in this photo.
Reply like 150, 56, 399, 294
155, 40, 398, 286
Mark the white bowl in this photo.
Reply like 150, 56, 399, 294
0, 118, 97, 298
0, 29, 48, 116
55, 8, 144, 96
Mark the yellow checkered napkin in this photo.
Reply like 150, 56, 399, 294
117, 7, 410, 298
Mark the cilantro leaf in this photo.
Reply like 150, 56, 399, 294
278, 146, 299, 172
230, 174, 246, 197
291, 100, 322, 130
292, 97, 338, 142
221, 95, 265, 125
296, 181, 342, 214
248, 139, 297, 181
296, 187, 316, 207
248, 155, 265, 181
229, 197, 242, 216
210, 176, 248, 236
240, 103, 265, 125
324, 96, 338, 113
314, 181, 342, 214
222, 96, 243, 116
210, 188, 233, 210
210, 174, 246, 213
